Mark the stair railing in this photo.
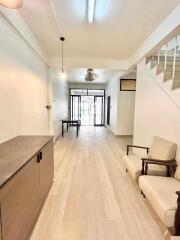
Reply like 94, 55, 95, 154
146, 34, 180, 90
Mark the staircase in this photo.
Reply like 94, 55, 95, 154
146, 35, 180, 90
143, 34, 180, 108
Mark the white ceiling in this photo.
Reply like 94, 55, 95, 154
19, 0, 179, 60
62, 68, 119, 84
18, 0, 179, 83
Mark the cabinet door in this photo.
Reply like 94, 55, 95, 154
0, 156, 40, 240
40, 139, 54, 202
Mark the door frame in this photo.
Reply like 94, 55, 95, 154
107, 96, 111, 126
70, 89, 105, 126
94, 95, 105, 126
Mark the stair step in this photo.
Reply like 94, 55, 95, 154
159, 61, 180, 66
157, 64, 180, 75
151, 60, 158, 68
146, 54, 180, 62
146, 56, 152, 64
164, 71, 173, 81
146, 35, 180, 90
172, 76, 180, 89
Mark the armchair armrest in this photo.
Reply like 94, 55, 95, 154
141, 158, 177, 176
126, 145, 150, 155
175, 192, 180, 235
142, 158, 176, 165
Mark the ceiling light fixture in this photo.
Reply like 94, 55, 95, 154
60, 37, 65, 73
0, 0, 23, 9
88, 0, 96, 24
85, 69, 98, 81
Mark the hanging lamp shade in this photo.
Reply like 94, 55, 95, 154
85, 69, 98, 81
0, 0, 23, 8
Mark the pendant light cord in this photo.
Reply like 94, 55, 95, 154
62, 40, 64, 72
60, 37, 65, 73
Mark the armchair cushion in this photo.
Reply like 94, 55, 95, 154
123, 155, 166, 181
139, 176, 180, 228
148, 136, 177, 161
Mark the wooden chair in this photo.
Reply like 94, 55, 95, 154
124, 136, 177, 181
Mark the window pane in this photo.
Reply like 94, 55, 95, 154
88, 90, 104, 96
120, 80, 136, 91
71, 89, 88, 95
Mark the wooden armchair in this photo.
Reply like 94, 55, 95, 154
123, 136, 177, 181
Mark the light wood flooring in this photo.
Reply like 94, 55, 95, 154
30, 127, 168, 240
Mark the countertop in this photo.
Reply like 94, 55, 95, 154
0, 136, 53, 187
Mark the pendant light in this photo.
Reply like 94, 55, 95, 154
60, 37, 65, 73
0, 0, 23, 8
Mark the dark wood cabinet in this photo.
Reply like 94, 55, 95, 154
0, 136, 54, 240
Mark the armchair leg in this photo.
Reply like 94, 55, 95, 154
145, 163, 148, 175
141, 160, 145, 175
141, 191, 145, 198
167, 166, 170, 177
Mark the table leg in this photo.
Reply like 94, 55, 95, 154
67, 123, 69, 131
76, 123, 79, 138
62, 122, 64, 137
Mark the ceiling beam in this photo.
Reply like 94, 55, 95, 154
50, 57, 128, 71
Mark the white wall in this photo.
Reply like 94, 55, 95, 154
105, 72, 135, 135
105, 73, 120, 134
133, 60, 180, 161
49, 70, 68, 139
117, 91, 135, 135
0, 11, 50, 143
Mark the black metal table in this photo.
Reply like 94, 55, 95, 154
61, 119, 81, 138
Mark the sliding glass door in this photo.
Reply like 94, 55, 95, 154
70, 89, 105, 126
70, 96, 81, 121
94, 96, 104, 126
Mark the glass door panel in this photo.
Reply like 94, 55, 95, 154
94, 96, 104, 126
71, 96, 81, 121
80, 96, 94, 126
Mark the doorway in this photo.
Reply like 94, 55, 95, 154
70, 89, 105, 126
